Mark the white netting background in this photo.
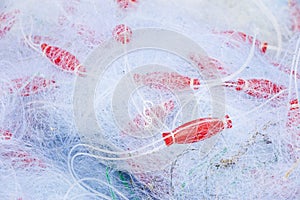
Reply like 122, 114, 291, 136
0, 0, 299, 199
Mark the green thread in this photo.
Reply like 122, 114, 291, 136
118, 171, 140, 200
106, 167, 117, 200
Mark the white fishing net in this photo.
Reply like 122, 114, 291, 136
0, 0, 299, 199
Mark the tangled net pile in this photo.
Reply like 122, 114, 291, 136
0, 0, 299, 199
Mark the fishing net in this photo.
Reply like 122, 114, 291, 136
0, 0, 299, 199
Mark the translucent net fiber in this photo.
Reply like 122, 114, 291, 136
0, 0, 299, 199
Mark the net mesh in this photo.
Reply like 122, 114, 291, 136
0, 0, 299, 199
